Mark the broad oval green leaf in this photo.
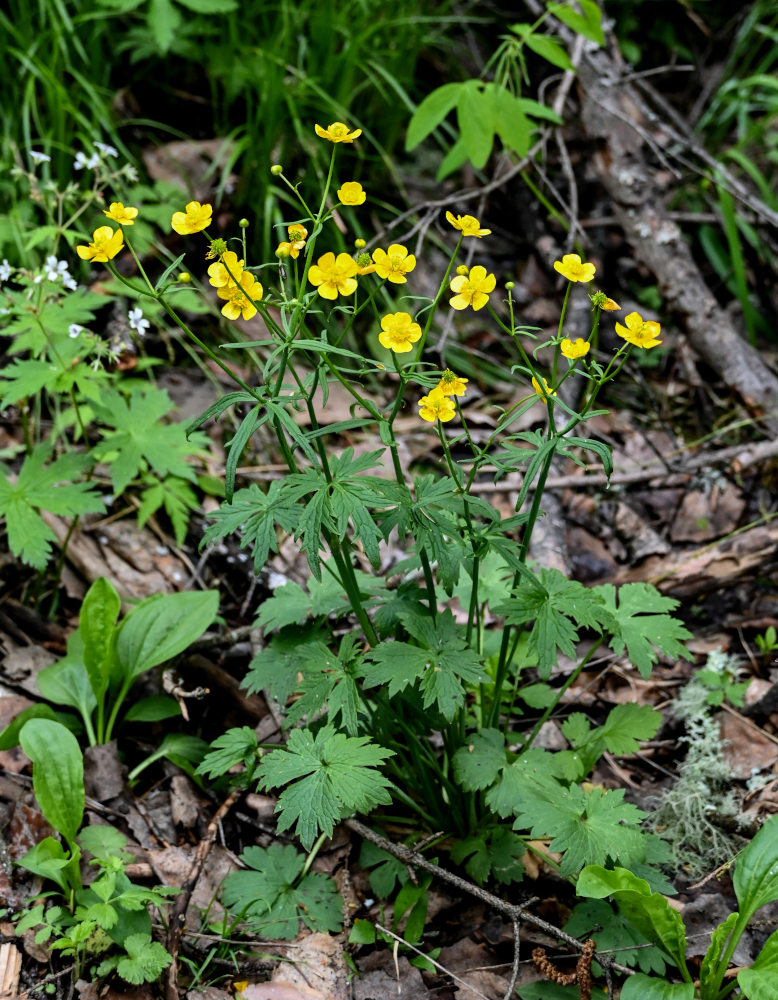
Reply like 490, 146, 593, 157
738, 926, 778, 999
37, 657, 97, 726
458, 83, 495, 169
733, 815, 778, 921
20, 719, 84, 843
80, 577, 121, 702
524, 33, 574, 71
406, 83, 464, 150
117, 589, 219, 679
621, 974, 694, 1000
576, 866, 688, 972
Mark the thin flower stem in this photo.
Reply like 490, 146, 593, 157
518, 640, 603, 755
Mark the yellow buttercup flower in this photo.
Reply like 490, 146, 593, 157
553, 253, 596, 283
418, 386, 456, 423
378, 312, 422, 353
449, 265, 496, 311
337, 181, 366, 206
76, 226, 124, 262
308, 252, 359, 299
615, 312, 662, 349
372, 244, 416, 284
103, 202, 138, 226
445, 212, 491, 237
602, 297, 621, 311
207, 251, 244, 288
217, 272, 263, 321
560, 338, 590, 360
171, 201, 213, 235
276, 240, 305, 259
288, 224, 308, 242
532, 375, 557, 404
436, 370, 469, 396
314, 122, 362, 143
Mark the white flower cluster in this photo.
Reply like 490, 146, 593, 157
42, 255, 78, 291
74, 141, 119, 171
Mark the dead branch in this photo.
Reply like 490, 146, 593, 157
164, 788, 242, 1000
345, 817, 633, 998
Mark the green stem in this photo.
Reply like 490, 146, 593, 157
518, 640, 602, 754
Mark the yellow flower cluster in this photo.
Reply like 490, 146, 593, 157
417, 369, 468, 422
277, 224, 308, 259
207, 249, 263, 321
76, 201, 141, 262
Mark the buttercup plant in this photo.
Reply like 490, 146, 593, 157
68, 120, 690, 891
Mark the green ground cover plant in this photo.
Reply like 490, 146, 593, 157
13, 718, 178, 983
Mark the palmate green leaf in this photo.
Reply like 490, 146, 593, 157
257, 725, 394, 849
496, 567, 612, 677
96, 932, 172, 985
565, 899, 667, 975
244, 629, 324, 706
363, 610, 486, 720
286, 448, 396, 579
256, 564, 386, 631
92, 385, 202, 496
281, 637, 364, 735
450, 826, 525, 886
203, 480, 300, 574
222, 844, 342, 939
0, 446, 104, 568
595, 583, 691, 678
0, 359, 59, 408
487, 749, 646, 876
137, 475, 198, 545
452, 728, 506, 791
197, 726, 259, 780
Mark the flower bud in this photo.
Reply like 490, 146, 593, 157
456, 265, 469, 276
270, 164, 283, 175
177, 272, 191, 283
354, 238, 366, 249
239, 218, 249, 229
505, 281, 515, 290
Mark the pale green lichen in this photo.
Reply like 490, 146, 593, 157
648, 649, 741, 876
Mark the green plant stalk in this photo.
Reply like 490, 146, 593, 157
518, 639, 603, 754
709, 910, 751, 998
486, 439, 558, 730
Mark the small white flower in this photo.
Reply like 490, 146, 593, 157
68, 324, 85, 338
128, 307, 150, 336
29, 151, 51, 165
0, 259, 12, 282
95, 141, 118, 158
45, 256, 71, 282
74, 151, 100, 170
91, 358, 102, 372
123, 164, 139, 182
33, 273, 44, 284
63, 274, 78, 291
